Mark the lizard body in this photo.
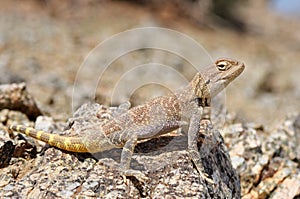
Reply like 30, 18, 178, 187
8, 58, 244, 181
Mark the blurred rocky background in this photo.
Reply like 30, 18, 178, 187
0, 0, 299, 127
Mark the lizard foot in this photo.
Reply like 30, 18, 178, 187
199, 171, 214, 184
199, 119, 213, 137
121, 169, 149, 183
192, 159, 215, 184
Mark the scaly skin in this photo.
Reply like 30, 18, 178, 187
8, 58, 245, 182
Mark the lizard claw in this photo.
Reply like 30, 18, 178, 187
121, 174, 130, 185
121, 169, 149, 183
199, 172, 215, 184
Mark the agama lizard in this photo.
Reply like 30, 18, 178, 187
8, 58, 245, 182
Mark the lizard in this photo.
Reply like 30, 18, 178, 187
8, 58, 245, 182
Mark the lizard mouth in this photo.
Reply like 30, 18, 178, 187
222, 63, 245, 81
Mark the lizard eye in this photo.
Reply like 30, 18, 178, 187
216, 61, 229, 71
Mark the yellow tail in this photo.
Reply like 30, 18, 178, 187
8, 125, 89, 153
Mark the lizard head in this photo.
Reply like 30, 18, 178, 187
191, 58, 245, 103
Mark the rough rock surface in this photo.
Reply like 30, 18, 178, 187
221, 115, 300, 199
0, 97, 241, 198
0, 83, 42, 120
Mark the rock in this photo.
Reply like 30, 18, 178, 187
222, 114, 300, 199
0, 83, 42, 120
0, 102, 240, 198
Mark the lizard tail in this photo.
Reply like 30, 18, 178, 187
8, 125, 89, 153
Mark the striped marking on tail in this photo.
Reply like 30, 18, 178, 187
9, 125, 89, 153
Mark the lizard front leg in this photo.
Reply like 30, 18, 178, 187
187, 108, 214, 184
199, 106, 213, 137
119, 133, 148, 182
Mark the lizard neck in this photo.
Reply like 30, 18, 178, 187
190, 72, 210, 99
186, 73, 211, 107
174, 81, 208, 109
